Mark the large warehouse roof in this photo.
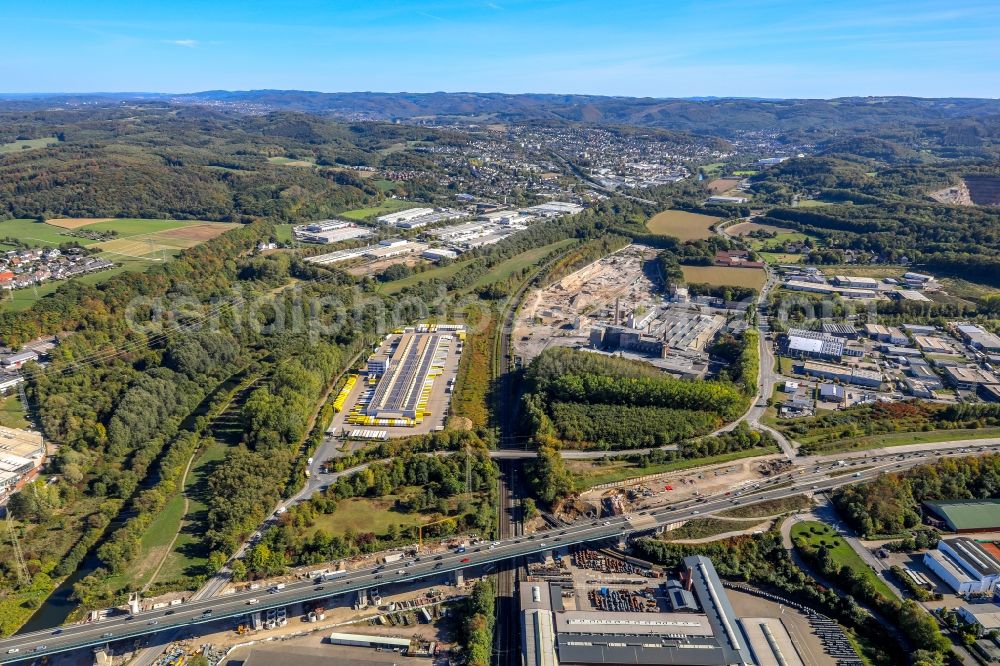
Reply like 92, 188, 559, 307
925, 500, 1000, 532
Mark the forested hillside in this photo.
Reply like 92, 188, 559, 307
0, 106, 462, 221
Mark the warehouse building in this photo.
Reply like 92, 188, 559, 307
783, 328, 863, 361
955, 324, 1000, 353
375, 207, 435, 226
943, 366, 1000, 390
923, 538, 1000, 596
783, 280, 876, 299
957, 604, 1000, 637
831, 275, 879, 290
522, 557, 760, 666
797, 361, 882, 388
821, 322, 858, 339
913, 335, 954, 353
0, 426, 46, 497
365, 332, 445, 420
292, 220, 374, 245
924, 500, 1000, 533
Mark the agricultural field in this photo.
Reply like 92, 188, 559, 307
338, 199, 424, 221
681, 265, 767, 291
0, 217, 239, 311
0, 137, 60, 153
726, 221, 797, 237
795, 198, 834, 208
706, 178, 741, 195
645, 209, 721, 241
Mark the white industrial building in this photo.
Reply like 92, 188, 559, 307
923, 538, 1000, 595
375, 207, 435, 226
292, 220, 373, 245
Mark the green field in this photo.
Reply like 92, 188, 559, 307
273, 224, 295, 243
681, 265, 767, 291
818, 265, 906, 279
339, 199, 423, 221
758, 252, 804, 265
662, 517, 766, 541
791, 521, 896, 599
795, 426, 1000, 455
379, 238, 577, 295
310, 495, 435, 538
0, 393, 29, 428
267, 156, 316, 167
467, 239, 577, 291
567, 446, 778, 490
0, 219, 85, 246
795, 199, 833, 208
0, 137, 60, 154
646, 210, 721, 241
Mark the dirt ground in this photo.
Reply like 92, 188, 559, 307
929, 181, 973, 206
345, 255, 426, 277
45, 217, 114, 229
727, 589, 837, 666
574, 453, 787, 516
513, 244, 659, 362
706, 178, 741, 195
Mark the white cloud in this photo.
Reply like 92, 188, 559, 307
164, 39, 198, 48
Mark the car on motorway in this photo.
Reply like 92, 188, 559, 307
147, 620, 158, 626
247, 598, 259, 605
374, 574, 383, 579
51, 628, 63, 635
460, 557, 470, 563
315, 586, 325, 591
603, 521, 611, 526
489, 544, 495, 549
396, 569, 405, 575
125, 615, 135, 621
6, 648, 19, 654
34, 645, 46, 652
434, 562, 443, 568
433, 555, 443, 560
101, 633, 114, 639
202, 609, 213, 616
164, 610, 175, 616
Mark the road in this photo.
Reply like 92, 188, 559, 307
712, 266, 795, 458
5, 442, 998, 662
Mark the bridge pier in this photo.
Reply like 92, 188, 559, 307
453, 568, 465, 587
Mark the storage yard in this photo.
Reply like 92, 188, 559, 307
514, 244, 729, 377
327, 325, 465, 438
0, 425, 46, 498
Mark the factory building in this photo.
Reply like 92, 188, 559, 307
521, 557, 766, 666
831, 275, 879, 290
923, 500, 1000, 533
783, 280, 876, 299
375, 207, 435, 226
0, 426, 46, 497
943, 366, 1000, 390
797, 361, 882, 388
923, 538, 1000, 596
292, 220, 374, 245
954, 324, 1000, 353
782, 328, 863, 361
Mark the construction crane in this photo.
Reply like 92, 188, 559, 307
5, 510, 30, 586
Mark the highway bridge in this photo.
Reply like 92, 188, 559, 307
2, 443, 998, 661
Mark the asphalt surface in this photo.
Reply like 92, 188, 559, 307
5, 442, 998, 662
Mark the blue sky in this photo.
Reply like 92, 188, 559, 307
4, 0, 999, 97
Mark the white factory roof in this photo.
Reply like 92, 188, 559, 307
787, 337, 824, 354
554, 610, 714, 637
959, 604, 1000, 630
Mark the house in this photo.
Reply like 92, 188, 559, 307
714, 250, 764, 269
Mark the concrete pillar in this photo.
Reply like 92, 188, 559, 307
453, 568, 465, 587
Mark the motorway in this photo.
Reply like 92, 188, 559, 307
4, 441, 999, 662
